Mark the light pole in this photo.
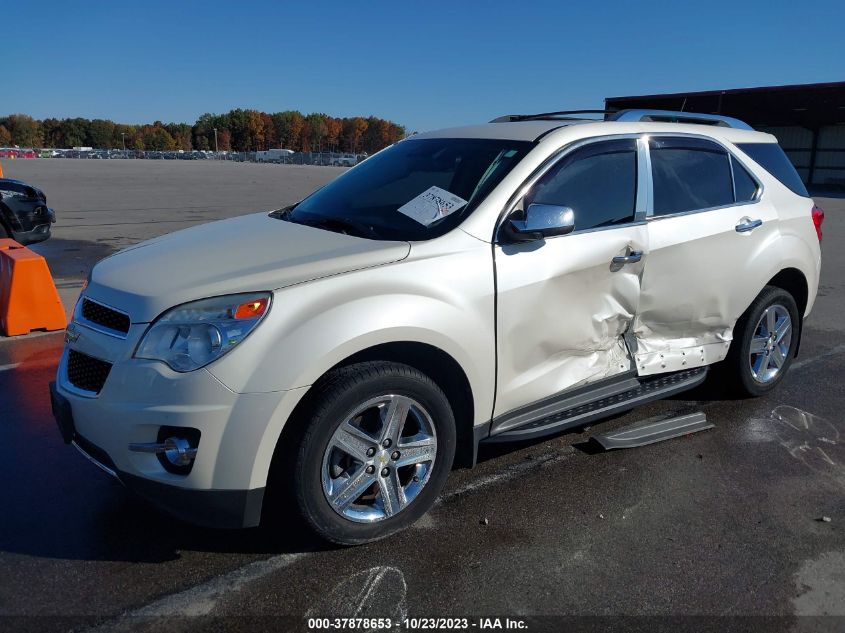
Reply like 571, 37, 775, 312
121, 133, 126, 152
213, 128, 218, 156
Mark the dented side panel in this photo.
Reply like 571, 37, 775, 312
634, 200, 781, 375
494, 225, 647, 418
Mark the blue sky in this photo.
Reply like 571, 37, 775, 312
5, 0, 844, 132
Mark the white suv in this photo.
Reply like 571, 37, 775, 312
50, 109, 823, 544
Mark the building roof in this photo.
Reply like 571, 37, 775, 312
605, 81, 845, 128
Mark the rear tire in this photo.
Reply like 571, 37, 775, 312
720, 286, 800, 397
287, 361, 456, 545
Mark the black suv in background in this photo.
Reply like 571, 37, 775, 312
0, 178, 55, 245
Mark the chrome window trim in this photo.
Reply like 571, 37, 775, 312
728, 150, 738, 202
644, 133, 764, 220
495, 133, 646, 243
637, 137, 653, 221
74, 296, 131, 340
645, 198, 763, 223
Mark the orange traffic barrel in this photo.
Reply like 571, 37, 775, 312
0, 239, 66, 336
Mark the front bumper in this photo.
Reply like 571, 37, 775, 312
12, 220, 52, 245
51, 319, 308, 528
10, 207, 55, 245
50, 380, 266, 528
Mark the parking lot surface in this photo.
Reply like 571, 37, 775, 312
1, 160, 843, 631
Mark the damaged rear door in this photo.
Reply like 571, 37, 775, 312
633, 136, 775, 375
494, 137, 649, 418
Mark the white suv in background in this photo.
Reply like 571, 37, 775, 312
51, 109, 823, 544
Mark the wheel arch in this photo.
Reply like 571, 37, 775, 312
267, 341, 478, 499
765, 267, 809, 356
766, 267, 808, 318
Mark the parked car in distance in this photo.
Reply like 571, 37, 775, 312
51, 109, 822, 545
333, 154, 358, 167
0, 178, 55, 244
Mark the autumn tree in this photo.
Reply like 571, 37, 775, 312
87, 119, 116, 148
140, 122, 176, 150
0, 109, 404, 153
217, 128, 232, 152
343, 117, 368, 154
2, 114, 42, 147
261, 112, 277, 149
165, 123, 193, 151
272, 111, 304, 151
0, 125, 10, 146
323, 116, 342, 151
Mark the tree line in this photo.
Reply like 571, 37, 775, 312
0, 110, 406, 154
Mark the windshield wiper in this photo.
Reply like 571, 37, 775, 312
282, 214, 379, 239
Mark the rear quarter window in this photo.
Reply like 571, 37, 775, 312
731, 156, 760, 202
736, 142, 809, 197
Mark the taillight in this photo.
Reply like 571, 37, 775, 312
812, 205, 824, 242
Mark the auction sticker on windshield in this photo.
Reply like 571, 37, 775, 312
398, 186, 468, 226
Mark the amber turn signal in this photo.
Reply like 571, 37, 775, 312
234, 297, 269, 320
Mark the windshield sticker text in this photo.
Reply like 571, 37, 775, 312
397, 186, 468, 226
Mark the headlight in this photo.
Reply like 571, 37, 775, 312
135, 293, 271, 372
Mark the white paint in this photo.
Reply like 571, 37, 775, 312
792, 551, 845, 616
791, 343, 845, 371
87, 552, 304, 628
305, 566, 408, 631
762, 406, 844, 485
441, 448, 575, 500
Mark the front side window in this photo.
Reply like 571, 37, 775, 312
281, 138, 531, 241
524, 139, 638, 231
650, 137, 734, 215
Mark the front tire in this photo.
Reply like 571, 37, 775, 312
722, 286, 800, 397
290, 361, 456, 545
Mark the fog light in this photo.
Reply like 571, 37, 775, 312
164, 437, 197, 466
128, 437, 198, 466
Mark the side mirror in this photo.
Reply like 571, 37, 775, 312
504, 203, 575, 243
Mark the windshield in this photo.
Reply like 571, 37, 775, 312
279, 137, 532, 240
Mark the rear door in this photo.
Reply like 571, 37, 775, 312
634, 136, 778, 375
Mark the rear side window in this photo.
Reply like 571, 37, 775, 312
526, 139, 637, 231
650, 138, 733, 215
736, 142, 809, 197
731, 156, 759, 202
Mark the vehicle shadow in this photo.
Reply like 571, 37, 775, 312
0, 359, 335, 564
28, 237, 120, 281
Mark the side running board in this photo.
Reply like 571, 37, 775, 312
593, 411, 713, 450
487, 367, 707, 442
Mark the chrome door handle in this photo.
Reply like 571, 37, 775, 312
735, 218, 763, 233
612, 250, 643, 265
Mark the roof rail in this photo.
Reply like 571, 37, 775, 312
608, 109, 754, 130
491, 110, 613, 122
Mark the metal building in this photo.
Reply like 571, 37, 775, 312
605, 81, 845, 187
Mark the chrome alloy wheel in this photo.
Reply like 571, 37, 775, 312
321, 394, 438, 523
749, 304, 792, 384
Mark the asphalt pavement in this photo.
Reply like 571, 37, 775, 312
0, 160, 843, 632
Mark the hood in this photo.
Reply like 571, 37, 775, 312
86, 212, 410, 322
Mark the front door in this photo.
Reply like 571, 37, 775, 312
493, 138, 649, 418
